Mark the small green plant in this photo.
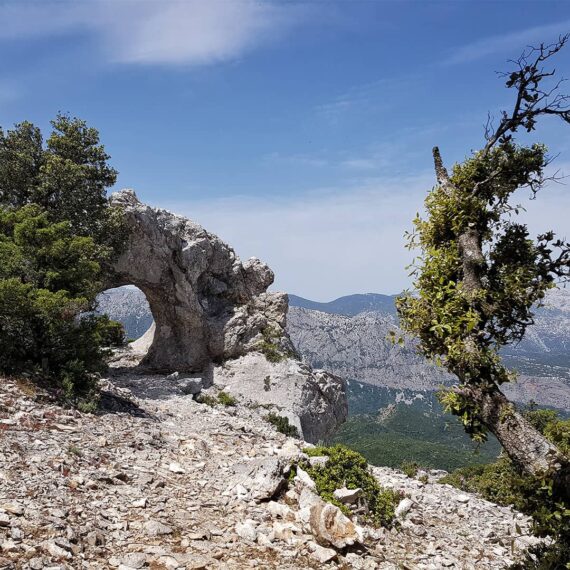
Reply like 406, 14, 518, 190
400, 460, 421, 478
217, 391, 237, 407
197, 391, 237, 407
67, 444, 83, 457
196, 393, 218, 407
257, 327, 291, 363
300, 444, 400, 528
265, 413, 299, 438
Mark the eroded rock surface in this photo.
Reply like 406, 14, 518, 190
108, 189, 291, 372
213, 352, 347, 443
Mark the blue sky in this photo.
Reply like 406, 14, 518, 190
1, 0, 570, 300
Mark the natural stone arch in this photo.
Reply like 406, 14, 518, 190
106, 190, 291, 372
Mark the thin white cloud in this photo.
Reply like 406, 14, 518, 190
315, 73, 426, 124
0, 0, 306, 67
159, 174, 433, 301
264, 152, 329, 168
443, 20, 570, 66
152, 163, 570, 301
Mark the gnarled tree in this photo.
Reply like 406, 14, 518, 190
398, 36, 570, 506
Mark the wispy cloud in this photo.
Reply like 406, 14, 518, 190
443, 20, 570, 66
315, 73, 425, 123
0, 0, 307, 67
264, 152, 329, 168
160, 173, 433, 300
154, 161, 570, 301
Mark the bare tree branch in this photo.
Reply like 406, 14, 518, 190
483, 34, 570, 155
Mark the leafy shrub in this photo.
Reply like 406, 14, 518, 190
217, 391, 237, 407
265, 413, 299, 438
257, 327, 292, 363
93, 315, 126, 348
300, 444, 400, 528
196, 393, 218, 407
400, 460, 421, 478
0, 116, 124, 410
196, 391, 237, 407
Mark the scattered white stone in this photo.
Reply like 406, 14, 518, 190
308, 541, 337, 563
333, 486, 362, 504
168, 462, 185, 474
42, 540, 72, 560
143, 520, 173, 536
295, 466, 316, 491
267, 501, 295, 520
308, 455, 329, 468
395, 497, 414, 518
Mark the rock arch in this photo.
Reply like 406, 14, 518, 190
106, 190, 291, 372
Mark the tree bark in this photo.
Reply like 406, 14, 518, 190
458, 383, 570, 499
432, 147, 570, 500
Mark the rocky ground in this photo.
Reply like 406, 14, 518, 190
0, 362, 543, 569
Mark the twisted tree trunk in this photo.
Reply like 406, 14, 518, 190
432, 147, 570, 500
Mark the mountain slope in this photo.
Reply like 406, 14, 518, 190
286, 305, 570, 411
289, 293, 398, 316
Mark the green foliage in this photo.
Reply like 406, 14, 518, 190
395, 55, 570, 569
400, 460, 421, 478
0, 115, 120, 244
397, 142, 564, 402
265, 413, 300, 438
256, 327, 292, 363
196, 393, 218, 407
217, 391, 237, 407
197, 391, 237, 407
300, 444, 400, 528
93, 315, 126, 348
332, 383, 502, 472
0, 115, 124, 409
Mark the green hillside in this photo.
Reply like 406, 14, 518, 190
331, 381, 502, 471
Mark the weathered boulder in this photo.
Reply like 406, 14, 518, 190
213, 352, 347, 443
108, 189, 291, 372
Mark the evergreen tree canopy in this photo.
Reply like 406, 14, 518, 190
0, 116, 125, 409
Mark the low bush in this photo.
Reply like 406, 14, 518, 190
265, 413, 299, 438
257, 327, 292, 363
400, 460, 421, 478
196, 391, 237, 407
300, 444, 400, 527
217, 391, 237, 407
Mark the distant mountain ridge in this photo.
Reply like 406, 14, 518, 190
288, 293, 398, 316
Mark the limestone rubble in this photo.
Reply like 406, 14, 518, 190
0, 369, 543, 569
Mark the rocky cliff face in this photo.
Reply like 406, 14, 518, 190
97, 284, 570, 411
100, 190, 347, 443
286, 302, 570, 411
107, 189, 291, 373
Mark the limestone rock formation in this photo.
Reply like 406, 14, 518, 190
213, 352, 348, 443
106, 190, 347, 441
108, 189, 291, 372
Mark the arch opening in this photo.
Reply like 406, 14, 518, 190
96, 285, 154, 345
